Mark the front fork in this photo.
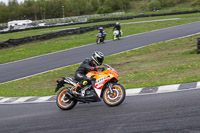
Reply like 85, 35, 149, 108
108, 83, 114, 94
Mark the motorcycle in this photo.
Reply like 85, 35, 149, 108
55, 64, 126, 110
96, 32, 106, 44
113, 30, 123, 40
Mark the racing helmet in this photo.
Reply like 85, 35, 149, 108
99, 27, 103, 32
91, 51, 104, 66
116, 22, 120, 26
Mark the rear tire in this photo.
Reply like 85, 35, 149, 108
103, 83, 126, 107
56, 88, 77, 110
118, 34, 121, 40
118, 36, 121, 40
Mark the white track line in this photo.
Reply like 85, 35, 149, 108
157, 84, 180, 93
126, 88, 142, 96
0, 98, 11, 103
12, 97, 33, 104
33, 96, 52, 103
196, 81, 200, 88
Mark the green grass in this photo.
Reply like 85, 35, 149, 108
1, 34, 200, 97
1, 12, 200, 42
89, 3, 200, 20
1, 17, 200, 64
127, 1, 200, 16
158, 3, 199, 13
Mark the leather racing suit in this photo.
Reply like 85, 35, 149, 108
113, 25, 121, 36
72, 58, 99, 93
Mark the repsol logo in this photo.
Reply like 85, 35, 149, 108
96, 76, 109, 83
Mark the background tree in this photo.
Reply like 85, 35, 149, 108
0, 2, 9, 22
119, 0, 130, 12
148, 0, 161, 11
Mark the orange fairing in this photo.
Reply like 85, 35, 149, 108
86, 68, 119, 91
110, 69, 118, 80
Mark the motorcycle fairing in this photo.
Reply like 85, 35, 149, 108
86, 69, 118, 98
63, 77, 77, 86
113, 30, 119, 36
113, 30, 123, 36
55, 77, 77, 92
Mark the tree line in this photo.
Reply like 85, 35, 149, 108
0, 0, 130, 23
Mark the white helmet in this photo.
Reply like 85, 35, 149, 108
116, 22, 120, 26
91, 51, 104, 66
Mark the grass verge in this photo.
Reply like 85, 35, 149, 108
1, 18, 200, 64
0, 34, 200, 97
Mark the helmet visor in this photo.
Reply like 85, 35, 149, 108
97, 56, 104, 65
93, 54, 104, 65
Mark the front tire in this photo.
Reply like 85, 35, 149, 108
113, 35, 116, 41
103, 83, 126, 107
96, 38, 100, 44
56, 88, 77, 110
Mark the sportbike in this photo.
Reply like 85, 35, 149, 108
55, 64, 126, 110
113, 30, 123, 40
96, 32, 106, 44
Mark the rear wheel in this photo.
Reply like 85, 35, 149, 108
103, 83, 126, 107
56, 88, 77, 110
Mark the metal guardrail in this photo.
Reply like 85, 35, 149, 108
33, 12, 125, 24
0, 23, 7, 27
0, 12, 125, 28
0, 12, 124, 34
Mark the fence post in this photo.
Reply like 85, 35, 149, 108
197, 38, 200, 54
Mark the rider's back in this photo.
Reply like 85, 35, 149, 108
75, 58, 95, 76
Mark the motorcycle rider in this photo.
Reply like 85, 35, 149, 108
113, 22, 121, 36
71, 51, 105, 96
97, 27, 106, 42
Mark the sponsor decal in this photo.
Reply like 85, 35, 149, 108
95, 76, 111, 90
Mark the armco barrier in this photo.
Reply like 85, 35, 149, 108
0, 23, 115, 49
1, 10, 200, 35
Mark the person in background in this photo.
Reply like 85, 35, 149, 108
97, 27, 106, 42
113, 22, 121, 36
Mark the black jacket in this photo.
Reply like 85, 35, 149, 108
113, 25, 121, 31
75, 58, 97, 76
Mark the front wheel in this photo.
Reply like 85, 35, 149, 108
103, 83, 126, 107
56, 88, 77, 110
113, 35, 116, 41
96, 38, 100, 44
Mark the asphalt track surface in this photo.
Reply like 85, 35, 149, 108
0, 88, 199, 133
1, 21, 200, 83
